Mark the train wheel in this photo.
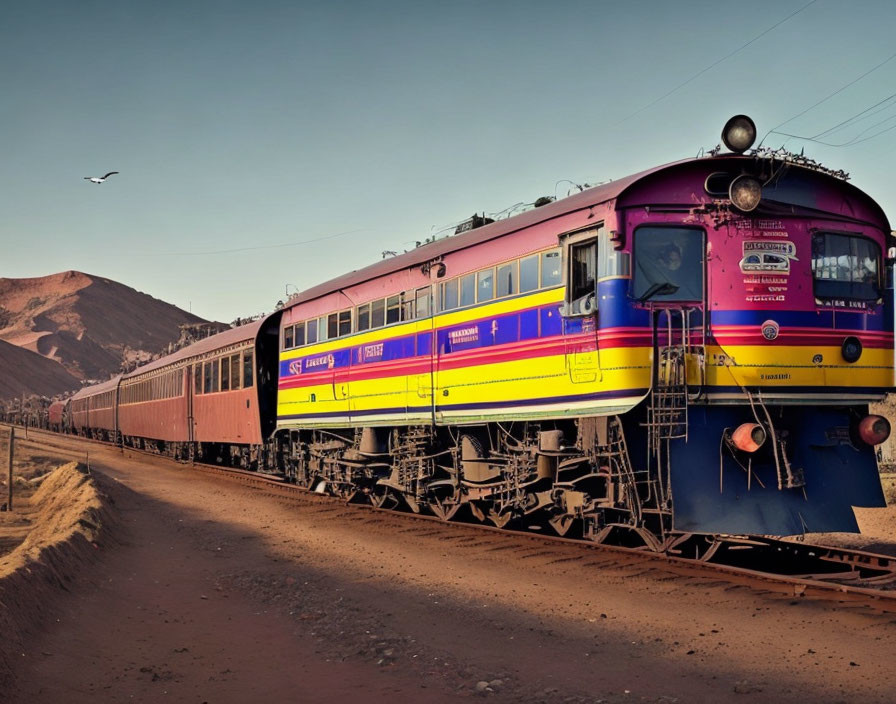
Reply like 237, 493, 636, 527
369, 484, 399, 510
487, 508, 514, 529
548, 513, 576, 537
428, 495, 461, 521
333, 483, 358, 502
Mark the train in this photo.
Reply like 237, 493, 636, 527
41, 116, 895, 550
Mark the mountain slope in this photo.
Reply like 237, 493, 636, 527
0, 271, 216, 382
0, 339, 80, 398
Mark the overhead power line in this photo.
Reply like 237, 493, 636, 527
149, 228, 367, 256
811, 93, 896, 139
617, 0, 818, 124
761, 50, 896, 145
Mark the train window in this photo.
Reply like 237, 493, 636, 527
318, 317, 328, 342
541, 250, 562, 287
284, 325, 294, 350
401, 293, 415, 321
597, 228, 630, 279
441, 279, 459, 311
371, 299, 385, 328
221, 358, 230, 391
812, 233, 881, 301
338, 309, 352, 336
386, 295, 401, 324
294, 323, 305, 347
230, 354, 241, 390
306, 320, 318, 345
632, 226, 704, 302
243, 350, 254, 388
520, 255, 538, 292
211, 359, 220, 393
477, 268, 495, 302
328, 313, 339, 339
569, 239, 597, 303
496, 262, 517, 298
357, 303, 371, 331
203, 362, 213, 394
460, 274, 476, 307
415, 287, 431, 318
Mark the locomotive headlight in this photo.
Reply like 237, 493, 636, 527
730, 422, 767, 453
841, 336, 863, 363
729, 175, 762, 212
858, 415, 891, 446
722, 114, 757, 153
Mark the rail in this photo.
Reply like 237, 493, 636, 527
11, 424, 896, 612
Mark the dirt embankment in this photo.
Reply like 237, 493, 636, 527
0, 455, 112, 690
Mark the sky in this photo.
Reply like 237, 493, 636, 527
2, 0, 895, 324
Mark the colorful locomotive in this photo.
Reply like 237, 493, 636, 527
58, 117, 895, 547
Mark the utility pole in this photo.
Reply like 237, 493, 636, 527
6, 426, 14, 511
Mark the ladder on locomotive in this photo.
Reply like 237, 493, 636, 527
646, 307, 703, 455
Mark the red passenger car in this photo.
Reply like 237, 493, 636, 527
69, 376, 121, 441
47, 399, 69, 432
117, 318, 281, 467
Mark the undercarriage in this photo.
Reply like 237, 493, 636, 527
276, 416, 673, 550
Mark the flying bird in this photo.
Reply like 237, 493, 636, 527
84, 171, 119, 184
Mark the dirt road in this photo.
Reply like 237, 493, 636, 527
7, 435, 896, 703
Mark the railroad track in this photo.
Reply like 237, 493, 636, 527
10, 424, 896, 611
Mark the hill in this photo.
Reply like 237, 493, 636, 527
0, 271, 219, 384
0, 339, 80, 398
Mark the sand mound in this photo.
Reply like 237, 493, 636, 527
0, 462, 112, 688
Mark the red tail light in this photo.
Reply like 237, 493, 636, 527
731, 423, 766, 453
858, 415, 891, 446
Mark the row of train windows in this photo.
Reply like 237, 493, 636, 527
73, 390, 115, 411
73, 351, 256, 406
193, 349, 255, 395
282, 248, 564, 350
121, 369, 183, 405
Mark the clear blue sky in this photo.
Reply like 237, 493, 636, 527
2, 0, 895, 323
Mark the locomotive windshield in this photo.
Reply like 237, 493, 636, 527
811, 233, 881, 301
633, 227, 703, 302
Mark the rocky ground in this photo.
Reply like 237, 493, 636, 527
2, 429, 896, 703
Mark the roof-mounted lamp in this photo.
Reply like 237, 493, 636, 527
729, 174, 762, 212
722, 115, 757, 153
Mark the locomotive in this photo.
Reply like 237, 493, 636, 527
58, 116, 894, 549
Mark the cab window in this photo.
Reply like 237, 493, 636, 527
632, 227, 704, 302
812, 233, 880, 301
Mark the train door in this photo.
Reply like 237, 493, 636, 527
560, 228, 601, 384
329, 309, 352, 423
631, 225, 707, 395
411, 286, 435, 420
186, 363, 195, 446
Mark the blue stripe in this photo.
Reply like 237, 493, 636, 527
279, 279, 892, 380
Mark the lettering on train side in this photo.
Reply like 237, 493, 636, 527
306, 354, 334, 370
449, 326, 479, 344
359, 342, 384, 362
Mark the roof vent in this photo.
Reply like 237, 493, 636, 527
455, 213, 495, 235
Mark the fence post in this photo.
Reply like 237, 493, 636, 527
6, 426, 14, 511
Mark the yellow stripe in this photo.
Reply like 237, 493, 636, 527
703, 344, 894, 388
280, 287, 564, 363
